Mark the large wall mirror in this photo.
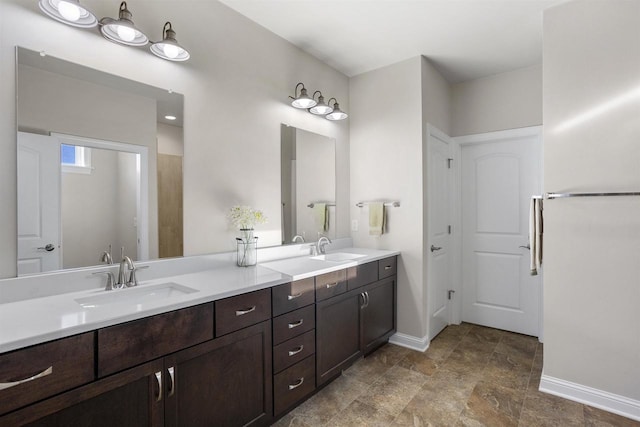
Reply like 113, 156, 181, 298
281, 124, 336, 244
16, 47, 184, 276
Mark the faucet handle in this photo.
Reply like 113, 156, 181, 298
93, 271, 116, 291
127, 265, 149, 287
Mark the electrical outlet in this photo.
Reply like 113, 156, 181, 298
351, 219, 359, 232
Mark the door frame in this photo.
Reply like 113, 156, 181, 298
425, 124, 456, 338
452, 125, 544, 340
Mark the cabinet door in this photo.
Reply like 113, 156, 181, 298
1, 359, 164, 427
361, 277, 396, 355
316, 291, 362, 386
164, 320, 272, 427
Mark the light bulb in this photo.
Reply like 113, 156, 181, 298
58, 1, 81, 21
116, 25, 136, 42
162, 44, 180, 59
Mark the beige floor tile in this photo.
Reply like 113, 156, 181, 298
398, 350, 442, 376
583, 405, 640, 427
328, 400, 396, 427
458, 380, 525, 427
482, 352, 532, 391
356, 365, 428, 417
519, 389, 584, 426
343, 354, 394, 385
368, 343, 414, 367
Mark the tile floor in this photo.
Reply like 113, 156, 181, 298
273, 323, 639, 427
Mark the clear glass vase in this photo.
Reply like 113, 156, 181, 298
236, 229, 257, 267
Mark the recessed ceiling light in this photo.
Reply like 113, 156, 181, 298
165, 115, 177, 120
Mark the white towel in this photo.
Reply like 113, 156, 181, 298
369, 202, 386, 236
529, 197, 543, 275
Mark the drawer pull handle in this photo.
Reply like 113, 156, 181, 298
326, 282, 339, 289
235, 306, 256, 316
288, 345, 304, 356
154, 371, 162, 402
288, 377, 304, 390
167, 366, 175, 397
0, 366, 53, 391
288, 319, 304, 329
287, 293, 302, 300
384, 265, 392, 270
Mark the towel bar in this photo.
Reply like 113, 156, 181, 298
545, 192, 640, 199
307, 202, 335, 208
356, 201, 400, 208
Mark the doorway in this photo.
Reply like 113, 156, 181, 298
456, 126, 543, 337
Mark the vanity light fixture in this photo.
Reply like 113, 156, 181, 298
38, 0, 97, 28
290, 83, 317, 109
325, 98, 348, 121
39, 0, 191, 61
99, 1, 149, 46
150, 22, 190, 61
309, 91, 334, 115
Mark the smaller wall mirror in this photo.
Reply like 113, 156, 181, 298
281, 124, 336, 244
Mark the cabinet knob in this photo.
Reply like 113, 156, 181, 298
288, 345, 304, 357
0, 366, 53, 391
288, 319, 304, 329
235, 306, 256, 316
288, 377, 304, 390
287, 293, 302, 300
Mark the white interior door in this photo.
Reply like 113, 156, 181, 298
460, 127, 542, 336
427, 125, 453, 339
17, 132, 61, 275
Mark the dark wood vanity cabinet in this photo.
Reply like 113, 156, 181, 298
316, 257, 397, 386
164, 321, 272, 427
2, 359, 165, 427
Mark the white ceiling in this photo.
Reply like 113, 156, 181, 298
219, 0, 563, 83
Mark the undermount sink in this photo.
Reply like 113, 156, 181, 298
76, 282, 198, 309
310, 252, 367, 262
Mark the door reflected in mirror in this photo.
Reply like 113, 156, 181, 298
16, 46, 184, 276
281, 125, 336, 244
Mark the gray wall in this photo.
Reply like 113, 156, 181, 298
543, 0, 640, 401
0, 0, 350, 278
451, 64, 542, 137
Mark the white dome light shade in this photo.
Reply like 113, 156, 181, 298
309, 91, 334, 115
150, 22, 190, 61
290, 83, 317, 109
326, 99, 348, 121
99, 2, 148, 46
39, 0, 97, 28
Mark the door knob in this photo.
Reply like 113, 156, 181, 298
519, 244, 531, 250
430, 245, 442, 252
37, 244, 56, 252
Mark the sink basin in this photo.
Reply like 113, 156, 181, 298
76, 282, 198, 309
310, 252, 367, 262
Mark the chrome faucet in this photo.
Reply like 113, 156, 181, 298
99, 244, 113, 265
292, 234, 305, 243
118, 256, 135, 287
317, 236, 332, 254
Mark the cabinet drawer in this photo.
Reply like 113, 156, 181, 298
273, 355, 315, 416
272, 305, 315, 345
315, 269, 347, 301
98, 303, 214, 377
0, 332, 94, 416
346, 261, 378, 291
273, 330, 315, 374
378, 256, 397, 279
215, 288, 271, 337
272, 278, 315, 317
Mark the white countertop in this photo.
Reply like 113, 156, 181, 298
0, 247, 398, 354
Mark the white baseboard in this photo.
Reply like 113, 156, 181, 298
540, 374, 640, 422
388, 332, 429, 352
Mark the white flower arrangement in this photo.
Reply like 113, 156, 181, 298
227, 205, 267, 230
